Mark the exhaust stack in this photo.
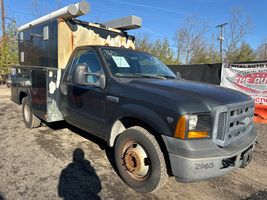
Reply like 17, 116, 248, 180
18, 1, 90, 32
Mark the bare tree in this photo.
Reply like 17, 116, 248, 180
255, 40, 267, 61
225, 8, 253, 62
135, 35, 177, 65
135, 34, 153, 53
29, 0, 59, 17
174, 16, 208, 64
29, 0, 42, 17
56, 0, 62, 9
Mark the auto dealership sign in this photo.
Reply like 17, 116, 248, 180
221, 62, 267, 105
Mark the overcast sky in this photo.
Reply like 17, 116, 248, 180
5, 0, 267, 49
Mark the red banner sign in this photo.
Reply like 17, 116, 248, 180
221, 63, 267, 105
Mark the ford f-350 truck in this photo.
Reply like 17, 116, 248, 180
11, 1, 256, 193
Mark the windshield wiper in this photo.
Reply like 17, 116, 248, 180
160, 75, 176, 79
115, 73, 165, 79
133, 73, 166, 79
115, 73, 175, 79
115, 73, 138, 77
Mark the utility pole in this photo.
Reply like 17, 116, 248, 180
216, 22, 228, 63
264, 43, 267, 60
0, 0, 5, 38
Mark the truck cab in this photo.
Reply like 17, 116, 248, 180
58, 45, 256, 192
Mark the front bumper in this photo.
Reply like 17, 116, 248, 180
162, 127, 257, 182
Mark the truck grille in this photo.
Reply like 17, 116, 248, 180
213, 100, 254, 147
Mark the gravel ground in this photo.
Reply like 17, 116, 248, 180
0, 85, 266, 200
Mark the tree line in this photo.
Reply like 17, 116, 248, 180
136, 8, 267, 65
0, 19, 18, 81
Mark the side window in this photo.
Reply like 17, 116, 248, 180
72, 49, 103, 83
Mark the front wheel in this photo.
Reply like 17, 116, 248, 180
114, 126, 169, 193
22, 96, 41, 128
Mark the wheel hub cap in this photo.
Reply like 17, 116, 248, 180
123, 143, 149, 179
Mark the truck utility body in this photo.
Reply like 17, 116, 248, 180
11, 1, 256, 193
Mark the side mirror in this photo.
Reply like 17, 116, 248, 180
176, 72, 182, 79
73, 64, 87, 85
98, 73, 106, 89
73, 64, 106, 89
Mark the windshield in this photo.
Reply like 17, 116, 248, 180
101, 48, 176, 79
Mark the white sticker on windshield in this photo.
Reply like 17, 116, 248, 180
112, 56, 130, 68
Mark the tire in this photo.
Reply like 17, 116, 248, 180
114, 126, 169, 193
22, 96, 41, 128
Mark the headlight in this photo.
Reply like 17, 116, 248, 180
189, 115, 198, 130
174, 114, 212, 140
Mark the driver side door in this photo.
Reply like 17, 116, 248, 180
63, 48, 107, 139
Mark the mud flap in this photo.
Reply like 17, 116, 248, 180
240, 148, 252, 168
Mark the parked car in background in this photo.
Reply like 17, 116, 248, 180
6, 76, 11, 88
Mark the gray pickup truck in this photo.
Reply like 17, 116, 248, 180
11, 3, 256, 193
12, 46, 256, 193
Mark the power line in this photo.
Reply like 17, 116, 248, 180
67, 0, 186, 16
104, 0, 187, 15
6, 5, 33, 16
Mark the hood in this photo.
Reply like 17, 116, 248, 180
126, 79, 250, 110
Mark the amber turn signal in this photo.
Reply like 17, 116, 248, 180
174, 115, 186, 139
188, 131, 209, 139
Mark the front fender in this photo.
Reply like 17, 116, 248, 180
109, 103, 172, 136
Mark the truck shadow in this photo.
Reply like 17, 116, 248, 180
0, 193, 5, 200
58, 148, 102, 200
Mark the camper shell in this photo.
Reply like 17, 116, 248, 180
18, 18, 136, 68
12, 7, 140, 122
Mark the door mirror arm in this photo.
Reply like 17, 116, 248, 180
84, 72, 101, 77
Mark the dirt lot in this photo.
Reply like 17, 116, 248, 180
0, 85, 266, 200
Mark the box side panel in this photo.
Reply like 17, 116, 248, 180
12, 66, 63, 122
10, 66, 31, 104
73, 25, 135, 48
58, 19, 74, 69
31, 69, 47, 119
58, 20, 136, 69
19, 20, 58, 68
46, 68, 64, 122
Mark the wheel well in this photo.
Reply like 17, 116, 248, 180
109, 117, 154, 147
19, 92, 27, 104
109, 116, 172, 175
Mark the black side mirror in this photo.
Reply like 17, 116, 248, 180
73, 64, 106, 89
176, 72, 182, 79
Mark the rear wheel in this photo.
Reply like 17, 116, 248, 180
114, 126, 169, 193
22, 96, 41, 128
